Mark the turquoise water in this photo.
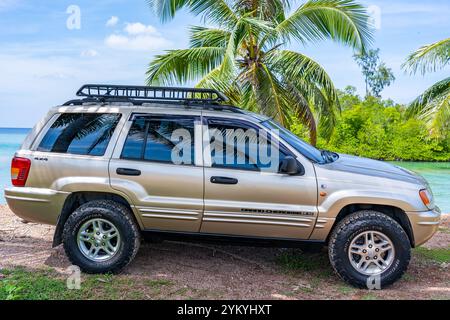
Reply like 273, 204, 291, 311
0, 128, 449, 212
389, 161, 450, 213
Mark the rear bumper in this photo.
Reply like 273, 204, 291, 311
406, 207, 441, 246
4, 187, 70, 225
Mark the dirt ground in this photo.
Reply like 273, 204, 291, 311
0, 205, 448, 300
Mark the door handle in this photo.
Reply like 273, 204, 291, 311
116, 168, 141, 176
210, 176, 238, 185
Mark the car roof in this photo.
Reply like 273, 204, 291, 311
50, 102, 271, 123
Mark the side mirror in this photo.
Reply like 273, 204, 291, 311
279, 156, 303, 175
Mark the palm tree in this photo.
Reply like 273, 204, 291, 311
402, 38, 450, 139
146, 0, 373, 145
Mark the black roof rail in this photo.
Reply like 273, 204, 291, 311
75, 84, 229, 104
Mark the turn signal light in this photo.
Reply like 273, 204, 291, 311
419, 189, 431, 206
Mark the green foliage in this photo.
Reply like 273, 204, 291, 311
354, 48, 395, 97
290, 90, 450, 161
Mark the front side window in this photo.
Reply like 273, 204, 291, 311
121, 116, 197, 165
261, 119, 324, 163
37, 113, 121, 156
207, 118, 291, 172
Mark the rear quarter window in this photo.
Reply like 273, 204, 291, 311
37, 113, 121, 156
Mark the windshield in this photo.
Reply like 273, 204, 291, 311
261, 119, 325, 163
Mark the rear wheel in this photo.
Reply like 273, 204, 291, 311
328, 210, 411, 289
62, 200, 140, 274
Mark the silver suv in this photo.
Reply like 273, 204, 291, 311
5, 84, 441, 288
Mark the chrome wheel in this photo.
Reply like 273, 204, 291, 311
77, 218, 121, 262
348, 231, 395, 276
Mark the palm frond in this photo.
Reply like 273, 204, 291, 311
408, 77, 450, 117
268, 50, 339, 103
147, 0, 190, 22
233, 0, 290, 22
189, 0, 239, 27
267, 49, 339, 140
407, 77, 450, 137
283, 81, 318, 145
146, 47, 226, 85
190, 26, 231, 48
147, 0, 238, 27
276, 0, 373, 51
220, 15, 273, 77
402, 38, 450, 75
196, 67, 242, 104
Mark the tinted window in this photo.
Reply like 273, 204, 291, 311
261, 119, 324, 163
38, 113, 121, 156
207, 119, 290, 172
122, 116, 197, 165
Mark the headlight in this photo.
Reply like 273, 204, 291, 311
419, 188, 434, 209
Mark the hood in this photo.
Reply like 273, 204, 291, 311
325, 153, 428, 185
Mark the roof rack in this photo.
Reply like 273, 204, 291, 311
73, 84, 229, 105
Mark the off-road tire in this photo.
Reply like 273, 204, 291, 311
62, 200, 141, 274
328, 210, 411, 289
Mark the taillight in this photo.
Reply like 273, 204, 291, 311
11, 157, 31, 187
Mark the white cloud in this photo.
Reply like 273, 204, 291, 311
124, 22, 158, 35
105, 22, 171, 51
105, 34, 170, 51
106, 16, 119, 27
80, 49, 99, 57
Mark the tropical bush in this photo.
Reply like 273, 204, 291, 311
291, 87, 450, 161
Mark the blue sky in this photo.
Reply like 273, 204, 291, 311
0, 0, 449, 127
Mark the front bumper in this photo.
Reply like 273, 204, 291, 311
406, 206, 441, 246
4, 187, 70, 225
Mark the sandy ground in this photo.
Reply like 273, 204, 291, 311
0, 205, 448, 300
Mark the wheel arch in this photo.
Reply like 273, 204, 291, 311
327, 204, 415, 247
52, 191, 141, 247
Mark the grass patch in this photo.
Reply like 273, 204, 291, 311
338, 285, 355, 295
361, 293, 378, 300
146, 279, 174, 288
401, 273, 416, 282
276, 251, 333, 278
414, 247, 450, 264
0, 267, 178, 300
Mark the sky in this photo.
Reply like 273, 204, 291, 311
0, 0, 449, 128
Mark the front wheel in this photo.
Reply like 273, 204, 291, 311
328, 210, 411, 289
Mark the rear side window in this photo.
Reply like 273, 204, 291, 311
37, 113, 121, 156
121, 115, 197, 165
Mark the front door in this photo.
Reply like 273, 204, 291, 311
200, 117, 318, 239
110, 113, 204, 232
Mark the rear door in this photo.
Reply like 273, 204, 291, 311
200, 117, 318, 239
109, 112, 204, 232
